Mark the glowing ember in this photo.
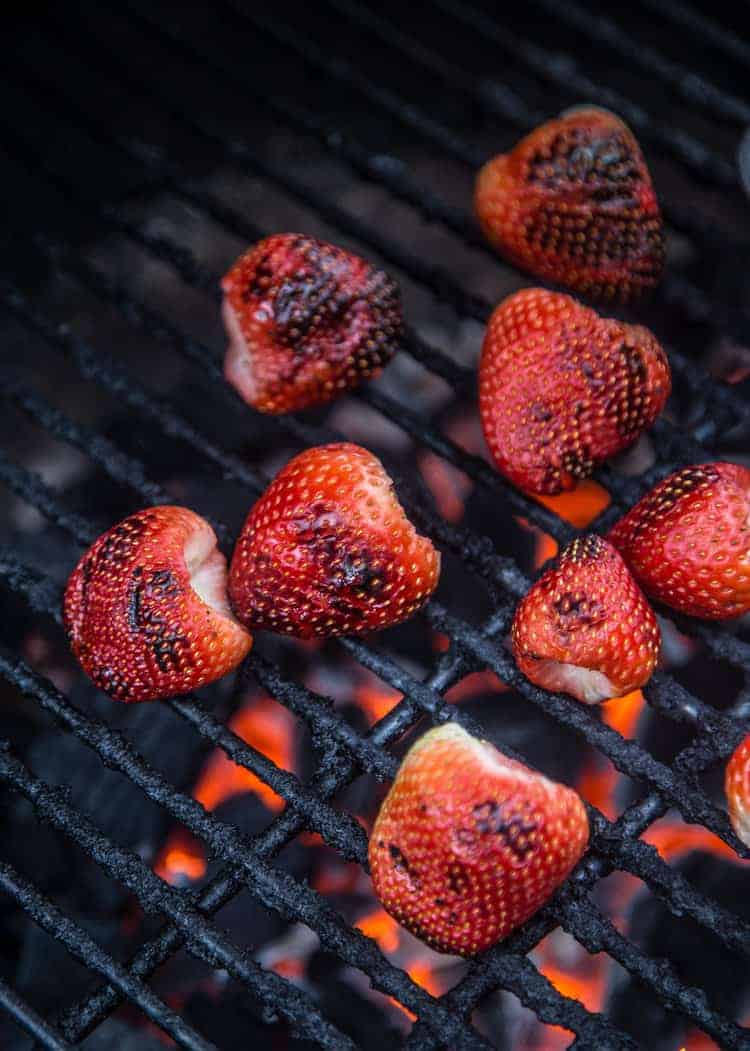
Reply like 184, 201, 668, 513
194, 694, 296, 814
602, 690, 646, 739
354, 680, 402, 725
444, 669, 507, 703
644, 815, 750, 865
154, 693, 297, 886
153, 827, 207, 886
355, 908, 401, 953
520, 479, 611, 569
418, 451, 471, 523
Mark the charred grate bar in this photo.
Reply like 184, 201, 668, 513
0, 2, 748, 1049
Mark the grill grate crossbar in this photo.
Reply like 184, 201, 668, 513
0, 3, 749, 1049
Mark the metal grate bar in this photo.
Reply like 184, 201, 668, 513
0, 978, 73, 1051
0, 743, 359, 1051
110, 0, 750, 349
5, 543, 749, 975
220, 0, 748, 255
0, 415, 745, 1046
9, 33, 750, 432
4, 290, 744, 863
3, 536, 741, 1049
335, 0, 742, 178
2, 88, 743, 819
1, 456, 731, 1046
634, 0, 750, 72
524, 0, 750, 126
1, 6, 748, 1047
0, 860, 218, 1051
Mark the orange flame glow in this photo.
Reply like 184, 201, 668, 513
155, 694, 297, 886
444, 669, 508, 703
354, 681, 402, 725
644, 815, 750, 865
194, 694, 296, 814
153, 827, 207, 885
355, 908, 401, 953
521, 479, 611, 569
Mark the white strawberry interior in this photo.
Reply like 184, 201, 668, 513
184, 525, 237, 622
222, 296, 259, 405
528, 659, 616, 705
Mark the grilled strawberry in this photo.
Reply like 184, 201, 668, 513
222, 234, 402, 414
511, 535, 660, 703
369, 723, 588, 956
726, 734, 750, 848
609, 462, 750, 620
63, 507, 252, 702
475, 107, 664, 300
479, 288, 671, 495
228, 443, 440, 638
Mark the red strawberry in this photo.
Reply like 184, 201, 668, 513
609, 462, 750, 620
479, 288, 671, 495
511, 535, 660, 703
63, 507, 252, 702
475, 107, 664, 301
228, 443, 440, 638
369, 723, 589, 956
726, 734, 750, 848
222, 234, 402, 414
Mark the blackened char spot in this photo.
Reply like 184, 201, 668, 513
389, 843, 421, 889
96, 514, 150, 568
91, 665, 132, 701
472, 801, 537, 862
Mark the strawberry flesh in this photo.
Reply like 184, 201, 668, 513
228, 443, 440, 638
609, 462, 750, 620
511, 534, 661, 703
726, 734, 750, 848
475, 107, 664, 301
222, 234, 402, 414
479, 288, 671, 495
369, 723, 589, 956
63, 507, 252, 702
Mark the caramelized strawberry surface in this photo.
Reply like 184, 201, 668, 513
475, 107, 664, 300
609, 462, 750, 620
222, 234, 402, 414
228, 443, 440, 638
369, 723, 589, 956
63, 507, 252, 702
511, 535, 660, 704
479, 288, 671, 495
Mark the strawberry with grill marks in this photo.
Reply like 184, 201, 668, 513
369, 723, 589, 956
511, 534, 661, 704
222, 234, 402, 414
64, 507, 252, 702
475, 107, 664, 301
228, 443, 440, 638
479, 288, 671, 495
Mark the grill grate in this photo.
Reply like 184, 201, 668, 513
0, 1, 749, 1049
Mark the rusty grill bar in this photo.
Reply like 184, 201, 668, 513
0, 1, 748, 1049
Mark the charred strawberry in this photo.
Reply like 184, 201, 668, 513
228, 443, 440, 638
369, 723, 589, 956
475, 107, 664, 300
63, 507, 252, 702
726, 734, 750, 848
609, 462, 750, 620
512, 535, 660, 704
222, 234, 402, 413
479, 288, 671, 495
